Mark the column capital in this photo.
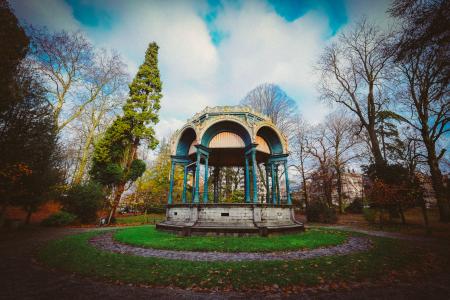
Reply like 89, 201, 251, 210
194, 144, 210, 156
244, 143, 258, 155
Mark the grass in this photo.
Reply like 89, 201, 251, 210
37, 227, 440, 291
114, 226, 349, 252
330, 208, 450, 241
115, 214, 165, 225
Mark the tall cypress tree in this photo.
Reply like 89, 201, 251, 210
90, 42, 162, 223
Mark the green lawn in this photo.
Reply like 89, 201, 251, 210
37, 227, 439, 291
115, 214, 165, 225
114, 226, 349, 252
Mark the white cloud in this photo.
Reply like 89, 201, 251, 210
88, 0, 220, 125
154, 118, 185, 142
10, 0, 80, 31
212, 1, 330, 123
10, 0, 395, 134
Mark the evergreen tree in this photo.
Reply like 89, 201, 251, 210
0, 0, 29, 113
90, 42, 162, 223
0, 66, 63, 224
0, 1, 62, 224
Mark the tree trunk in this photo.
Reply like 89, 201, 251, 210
72, 126, 96, 185
213, 167, 220, 203
258, 164, 267, 190
106, 138, 140, 225
424, 138, 450, 222
225, 167, 231, 201
367, 120, 385, 172
107, 182, 125, 224
420, 196, 431, 235
301, 167, 309, 210
336, 168, 343, 213
367, 83, 385, 172
25, 207, 33, 225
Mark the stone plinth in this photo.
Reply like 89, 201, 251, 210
156, 203, 304, 236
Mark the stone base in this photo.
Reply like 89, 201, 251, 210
156, 203, 304, 237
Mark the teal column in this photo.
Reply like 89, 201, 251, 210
191, 169, 195, 203
203, 156, 209, 203
275, 165, 280, 205
271, 163, 276, 204
168, 160, 175, 204
182, 165, 187, 203
193, 152, 201, 203
284, 161, 292, 205
244, 156, 250, 203
251, 149, 258, 203
265, 164, 270, 204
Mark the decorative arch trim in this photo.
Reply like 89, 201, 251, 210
256, 125, 285, 154
174, 126, 197, 156
200, 119, 252, 147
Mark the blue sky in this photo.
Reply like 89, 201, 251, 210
11, 0, 392, 139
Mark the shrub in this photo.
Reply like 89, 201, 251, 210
306, 200, 337, 223
145, 206, 165, 214
231, 190, 245, 203
363, 207, 377, 224
141, 202, 166, 214
346, 198, 363, 213
41, 211, 76, 227
62, 182, 105, 224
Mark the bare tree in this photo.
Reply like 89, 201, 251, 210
291, 116, 312, 208
324, 111, 362, 213
241, 83, 298, 137
27, 28, 127, 133
306, 124, 334, 206
393, 32, 450, 222
317, 18, 395, 171
70, 50, 128, 184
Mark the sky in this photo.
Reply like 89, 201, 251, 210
10, 0, 393, 141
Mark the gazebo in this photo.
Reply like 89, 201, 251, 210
156, 106, 304, 236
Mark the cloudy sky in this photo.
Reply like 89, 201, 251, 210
11, 0, 393, 140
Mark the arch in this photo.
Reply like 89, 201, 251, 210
175, 127, 197, 156
255, 135, 270, 154
256, 126, 284, 154
209, 131, 245, 148
200, 120, 252, 147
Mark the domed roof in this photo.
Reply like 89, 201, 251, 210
170, 105, 288, 166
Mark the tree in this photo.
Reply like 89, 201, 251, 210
27, 28, 127, 133
306, 124, 334, 206
135, 139, 183, 207
366, 165, 415, 227
324, 111, 361, 213
241, 83, 298, 137
391, 0, 450, 222
291, 116, 312, 209
389, 0, 449, 67
62, 182, 104, 224
317, 18, 395, 172
70, 50, 128, 185
0, 65, 63, 224
27, 28, 92, 131
375, 110, 405, 162
90, 42, 162, 224
0, 0, 29, 113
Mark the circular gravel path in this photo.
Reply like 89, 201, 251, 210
89, 232, 372, 261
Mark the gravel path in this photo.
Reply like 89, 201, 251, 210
89, 232, 372, 261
